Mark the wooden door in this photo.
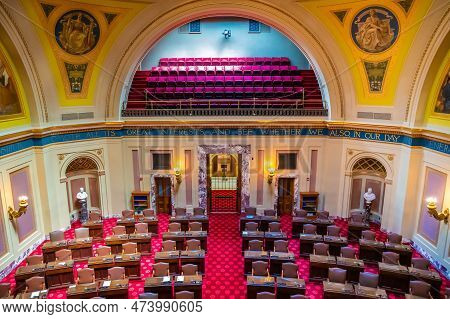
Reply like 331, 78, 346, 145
277, 178, 294, 215
155, 177, 171, 214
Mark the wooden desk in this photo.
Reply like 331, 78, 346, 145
173, 275, 203, 299
105, 234, 129, 254
180, 250, 206, 274
292, 217, 310, 237
314, 219, 334, 236
42, 240, 68, 263
82, 221, 104, 240
354, 285, 388, 299
292, 217, 333, 236
14, 263, 46, 293
170, 216, 209, 232
67, 283, 98, 299
138, 217, 159, 234
129, 233, 152, 254
162, 232, 186, 251
323, 236, 348, 257
16, 290, 48, 299
114, 254, 141, 279
144, 276, 172, 299
408, 267, 442, 299
323, 281, 355, 299
116, 218, 139, 234
98, 279, 129, 299
276, 277, 306, 299
154, 251, 180, 274
405, 294, 427, 299
244, 251, 269, 275
246, 275, 275, 299
45, 260, 74, 289
385, 243, 413, 267
269, 252, 295, 276
309, 255, 336, 281
299, 234, 323, 256
359, 239, 385, 263
67, 238, 93, 261
242, 231, 264, 251
259, 216, 280, 232
239, 215, 260, 232
336, 257, 365, 283
88, 255, 115, 280
264, 232, 288, 251
185, 231, 208, 251
347, 222, 370, 242
378, 262, 410, 293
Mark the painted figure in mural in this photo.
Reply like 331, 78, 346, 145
435, 73, 450, 114
58, 12, 98, 55
354, 9, 395, 53
77, 187, 89, 223
363, 188, 376, 223
0, 57, 21, 116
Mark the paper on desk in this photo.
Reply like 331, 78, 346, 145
31, 291, 40, 298
176, 276, 184, 282
162, 276, 171, 283
102, 281, 111, 288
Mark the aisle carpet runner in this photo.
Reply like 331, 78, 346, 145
1, 213, 448, 299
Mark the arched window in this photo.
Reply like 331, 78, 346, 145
350, 157, 387, 223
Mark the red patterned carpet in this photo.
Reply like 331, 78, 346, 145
1, 213, 448, 299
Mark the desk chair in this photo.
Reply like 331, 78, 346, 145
268, 222, 281, 232
257, 292, 275, 299
245, 222, 258, 231
25, 276, 45, 293
96, 246, 111, 257
281, 263, 299, 279
175, 208, 187, 216
186, 239, 201, 251
113, 226, 126, 235
26, 255, 44, 265
168, 223, 181, 232
313, 243, 329, 256
55, 249, 72, 261
328, 268, 347, 284
293, 209, 307, 217
122, 242, 138, 254
182, 264, 198, 276
122, 210, 134, 219
108, 267, 126, 280
175, 291, 194, 299
139, 292, 158, 299
303, 224, 317, 235
361, 230, 376, 241
317, 211, 330, 219
263, 209, 276, 217
75, 227, 90, 239
274, 240, 289, 253
162, 240, 177, 251
411, 258, 430, 270
382, 252, 400, 265
135, 223, 148, 234
387, 232, 402, 244
193, 207, 205, 216
189, 222, 202, 231
327, 225, 341, 237
0, 283, 11, 298
340, 247, 357, 259
77, 268, 95, 285
49, 230, 65, 242
252, 261, 269, 276
409, 281, 432, 298
89, 211, 102, 222
153, 262, 170, 277
359, 272, 379, 288
350, 213, 364, 223
143, 209, 155, 217
248, 240, 263, 251
245, 207, 257, 216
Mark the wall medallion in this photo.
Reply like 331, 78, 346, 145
55, 10, 100, 55
351, 6, 399, 53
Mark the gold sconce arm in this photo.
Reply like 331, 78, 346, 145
8, 196, 29, 222
174, 168, 182, 184
426, 198, 449, 224
267, 167, 275, 184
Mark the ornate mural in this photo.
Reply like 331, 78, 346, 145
0, 52, 22, 118
352, 7, 399, 53
55, 10, 100, 55
363, 59, 389, 92
434, 70, 450, 115
64, 63, 88, 93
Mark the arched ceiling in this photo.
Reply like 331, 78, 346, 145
0, 0, 448, 134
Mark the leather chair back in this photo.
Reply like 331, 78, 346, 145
328, 268, 347, 284
245, 222, 258, 231
252, 261, 268, 276
313, 243, 329, 256
49, 230, 65, 242
168, 223, 181, 232
0, 283, 10, 298
387, 232, 402, 244
382, 252, 400, 264
340, 247, 356, 259
317, 211, 330, 219
182, 264, 198, 275
293, 209, 307, 217
245, 207, 257, 216
264, 209, 276, 216
139, 292, 158, 299
189, 222, 202, 231
162, 240, 176, 251
282, 263, 298, 278
193, 207, 205, 216
26, 276, 45, 292
359, 272, 379, 288
75, 227, 89, 239
411, 258, 429, 270
327, 225, 341, 237
55, 249, 72, 261
248, 240, 263, 251
361, 230, 376, 241
274, 240, 288, 253
303, 224, 317, 235
143, 209, 155, 217
122, 242, 137, 254
175, 208, 187, 216
268, 222, 281, 232
153, 262, 169, 277
122, 210, 134, 219
89, 211, 102, 221
410, 280, 431, 298
186, 239, 201, 251
290, 294, 307, 299
113, 226, 126, 235
175, 291, 194, 299
96, 246, 111, 257
351, 213, 364, 223
27, 255, 43, 265
257, 292, 275, 299
108, 267, 125, 280
135, 223, 148, 234
78, 268, 95, 284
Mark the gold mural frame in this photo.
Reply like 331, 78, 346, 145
429, 63, 450, 121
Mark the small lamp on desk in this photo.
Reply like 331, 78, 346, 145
426, 197, 449, 224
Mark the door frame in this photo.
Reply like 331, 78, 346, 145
150, 173, 175, 214
273, 174, 300, 211
277, 177, 295, 215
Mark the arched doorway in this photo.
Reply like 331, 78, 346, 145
349, 157, 387, 224
65, 157, 102, 219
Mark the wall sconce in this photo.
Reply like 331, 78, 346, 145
222, 29, 231, 39
267, 167, 276, 184
8, 195, 29, 222
426, 197, 449, 224
174, 168, 182, 184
